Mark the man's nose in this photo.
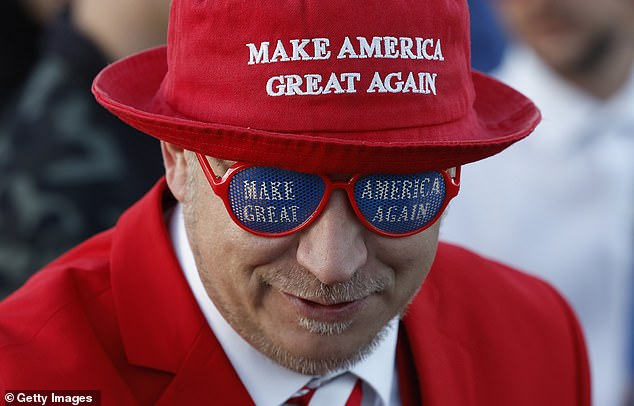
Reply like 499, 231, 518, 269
296, 190, 368, 285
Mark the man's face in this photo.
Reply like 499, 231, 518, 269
172, 149, 439, 375
493, 0, 630, 74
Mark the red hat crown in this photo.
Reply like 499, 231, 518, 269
156, 0, 474, 134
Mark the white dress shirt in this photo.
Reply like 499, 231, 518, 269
170, 204, 402, 406
441, 44, 634, 406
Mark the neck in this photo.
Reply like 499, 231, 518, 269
555, 30, 634, 100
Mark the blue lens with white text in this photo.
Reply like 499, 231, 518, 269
228, 167, 326, 234
353, 172, 446, 234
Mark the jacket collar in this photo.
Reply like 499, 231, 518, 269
401, 267, 476, 405
110, 178, 205, 373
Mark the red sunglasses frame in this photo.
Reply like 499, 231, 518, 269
196, 153, 461, 238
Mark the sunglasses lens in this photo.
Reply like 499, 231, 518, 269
353, 172, 447, 235
227, 167, 326, 234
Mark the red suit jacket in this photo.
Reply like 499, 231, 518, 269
0, 180, 590, 405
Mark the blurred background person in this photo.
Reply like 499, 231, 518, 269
0, 0, 170, 298
0, 0, 69, 109
441, 0, 634, 405
468, 0, 508, 73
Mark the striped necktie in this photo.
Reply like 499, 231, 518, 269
285, 386, 317, 406
285, 374, 363, 406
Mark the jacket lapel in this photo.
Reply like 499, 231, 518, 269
401, 269, 476, 406
111, 179, 203, 373
110, 180, 253, 403
155, 325, 254, 405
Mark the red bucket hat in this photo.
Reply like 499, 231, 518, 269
92, 0, 540, 174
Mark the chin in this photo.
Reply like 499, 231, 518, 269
250, 321, 392, 375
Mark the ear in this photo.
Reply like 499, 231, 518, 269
161, 141, 189, 202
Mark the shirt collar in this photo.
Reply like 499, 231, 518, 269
170, 203, 398, 406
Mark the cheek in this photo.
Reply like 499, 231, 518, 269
370, 223, 439, 302
184, 205, 264, 327
374, 222, 438, 267
187, 176, 297, 266
183, 181, 299, 303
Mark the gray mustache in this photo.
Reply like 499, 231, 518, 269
260, 266, 392, 304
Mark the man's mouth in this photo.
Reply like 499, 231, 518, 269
282, 291, 368, 322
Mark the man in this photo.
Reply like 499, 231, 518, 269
440, 0, 634, 404
0, 0, 590, 405
0, 0, 70, 109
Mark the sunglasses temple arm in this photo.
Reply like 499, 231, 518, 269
448, 166, 461, 186
196, 153, 223, 191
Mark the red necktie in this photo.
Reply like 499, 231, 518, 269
286, 386, 317, 406
286, 377, 363, 406
344, 379, 363, 406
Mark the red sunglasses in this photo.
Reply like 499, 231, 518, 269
196, 153, 460, 237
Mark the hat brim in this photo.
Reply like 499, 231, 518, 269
93, 46, 540, 173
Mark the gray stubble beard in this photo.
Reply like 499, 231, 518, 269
243, 316, 396, 376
